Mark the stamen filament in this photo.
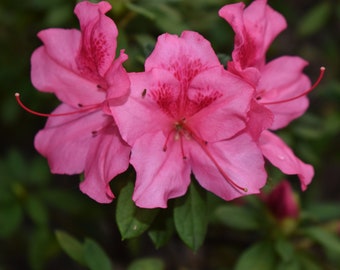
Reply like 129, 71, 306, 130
185, 125, 248, 193
163, 129, 174, 151
179, 133, 187, 159
261, 66, 325, 105
15, 93, 101, 117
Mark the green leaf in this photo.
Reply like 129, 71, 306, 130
298, 2, 331, 36
116, 181, 159, 239
25, 195, 48, 227
297, 252, 322, 270
0, 202, 23, 237
28, 228, 52, 270
275, 238, 295, 262
125, 2, 156, 20
127, 257, 165, 270
55, 230, 85, 266
304, 227, 340, 254
148, 210, 174, 249
235, 241, 277, 270
173, 181, 208, 251
83, 238, 112, 270
305, 202, 340, 221
276, 260, 300, 270
214, 204, 260, 230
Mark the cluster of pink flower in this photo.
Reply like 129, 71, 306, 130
17, 0, 324, 208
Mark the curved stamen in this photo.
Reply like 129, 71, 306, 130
15, 93, 101, 117
185, 125, 248, 193
163, 129, 174, 152
260, 66, 325, 105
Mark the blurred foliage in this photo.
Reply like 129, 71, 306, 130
1, 0, 340, 269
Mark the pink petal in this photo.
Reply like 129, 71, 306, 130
31, 46, 105, 106
75, 1, 117, 77
105, 50, 130, 105
34, 104, 109, 174
259, 130, 314, 190
219, 0, 286, 69
257, 56, 311, 129
246, 99, 274, 140
80, 125, 130, 203
131, 132, 191, 208
188, 69, 254, 141
145, 31, 221, 72
111, 70, 177, 144
190, 132, 267, 200
37, 29, 81, 70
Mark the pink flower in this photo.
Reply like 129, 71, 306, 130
219, 0, 323, 189
112, 31, 267, 208
264, 180, 300, 221
29, 1, 131, 203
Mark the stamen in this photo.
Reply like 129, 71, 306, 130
15, 93, 101, 117
185, 125, 248, 193
163, 129, 174, 152
261, 66, 325, 105
179, 134, 187, 159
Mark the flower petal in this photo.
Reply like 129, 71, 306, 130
34, 104, 109, 174
80, 125, 130, 203
219, 0, 286, 69
145, 31, 221, 73
31, 45, 104, 106
188, 69, 253, 141
111, 70, 176, 144
258, 56, 311, 129
259, 130, 314, 190
75, 1, 118, 77
190, 133, 267, 200
131, 132, 191, 208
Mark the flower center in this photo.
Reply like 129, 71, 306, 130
162, 118, 248, 193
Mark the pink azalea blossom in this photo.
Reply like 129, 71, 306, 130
29, 1, 131, 203
112, 31, 267, 208
219, 0, 321, 189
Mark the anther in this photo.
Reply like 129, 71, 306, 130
261, 66, 325, 105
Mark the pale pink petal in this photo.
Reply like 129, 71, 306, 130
75, 1, 118, 77
145, 31, 221, 72
188, 69, 254, 141
246, 100, 274, 140
31, 46, 104, 106
219, 0, 286, 69
259, 130, 314, 190
257, 56, 311, 129
105, 50, 130, 105
37, 29, 81, 70
34, 104, 109, 174
131, 132, 191, 208
111, 70, 177, 144
80, 125, 130, 203
190, 133, 267, 200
